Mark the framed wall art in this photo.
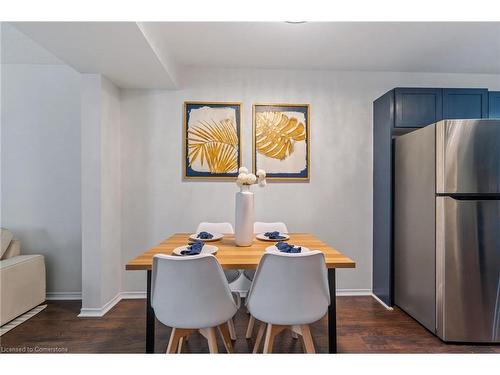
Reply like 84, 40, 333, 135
184, 101, 242, 179
253, 103, 310, 181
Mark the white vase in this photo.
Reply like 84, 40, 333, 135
235, 185, 254, 246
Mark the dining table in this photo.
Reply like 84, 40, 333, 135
125, 232, 356, 354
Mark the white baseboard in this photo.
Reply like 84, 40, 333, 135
228, 289, 248, 298
121, 291, 146, 299
56, 288, 376, 317
120, 289, 372, 299
371, 293, 394, 310
46, 292, 82, 300
78, 291, 149, 317
336, 289, 372, 296
78, 293, 122, 318
46, 291, 146, 301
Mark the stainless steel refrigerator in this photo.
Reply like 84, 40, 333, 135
394, 119, 500, 343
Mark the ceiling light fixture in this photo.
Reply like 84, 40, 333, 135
285, 21, 307, 24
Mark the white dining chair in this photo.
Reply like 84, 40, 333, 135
151, 253, 239, 353
196, 222, 240, 340
245, 251, 330, 353
244, 222, 289, 282
244, 222, 289, 339
253, 222, 289, 235
196, 222, 241, 282
196, 222, 234, 235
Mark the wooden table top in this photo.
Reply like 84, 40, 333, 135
126, 233, 355, 271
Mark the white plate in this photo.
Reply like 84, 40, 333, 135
172, 244, 218, 256
256, 232, 290, 241
265, 245, 310, 254
189, 232, 223, 242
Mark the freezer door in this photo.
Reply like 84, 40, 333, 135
436, 120, 500, 194
436, 197, 500, 342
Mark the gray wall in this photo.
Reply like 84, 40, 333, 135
121, 67, 500, 294
1, 63, 82, 295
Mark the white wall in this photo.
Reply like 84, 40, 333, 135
80, 74, 122, 314
121, 67, 500, 294
1, 63, 82, 295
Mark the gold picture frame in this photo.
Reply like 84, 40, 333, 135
252, 103, 310, 181
183, 101, 242, 180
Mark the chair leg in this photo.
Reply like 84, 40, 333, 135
167, 328, 180, 353
167, 328, 194, 354
263, 324, 286, 354
246, 315, 256, 339
252, 322, 266, 353
228, 319, 237, 340
299, 325, 315, 354
205, 327, 218, 354
218, 323, 234, 353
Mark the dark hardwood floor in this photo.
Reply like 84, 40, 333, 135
1, 296, 499, 354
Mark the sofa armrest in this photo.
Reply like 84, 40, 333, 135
1, 239, 21, 260
0, 255, 46, 326
0, 228, 14, 258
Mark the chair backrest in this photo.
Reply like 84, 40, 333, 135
196, 222, 234, 234
246, 251, 330, 325
151, 254, 237, 329
253, 222, 289, 234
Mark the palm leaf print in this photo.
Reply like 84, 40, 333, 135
255, 111, 306, 160
188, 118, 239, 173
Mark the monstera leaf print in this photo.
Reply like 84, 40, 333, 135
187, 118, 239, 173
255, 111, 306, 160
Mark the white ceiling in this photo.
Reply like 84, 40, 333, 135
3, 22, 500, 89
8, 22, 178, 88
142, 22, 500, 74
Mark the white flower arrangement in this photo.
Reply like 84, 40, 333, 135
236, 167, 267, 188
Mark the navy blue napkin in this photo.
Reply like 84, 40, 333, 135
275, 241, 302, 253
181, 240, 204, 256
265, 231, 286, 240
197, 231, 214, 240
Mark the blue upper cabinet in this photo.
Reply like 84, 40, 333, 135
489, 91, 500, 118
443, 88, 488, 119
394, 88, 443, 128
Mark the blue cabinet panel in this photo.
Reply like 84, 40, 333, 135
394, 88, 443, 128
443, 88, 488, 119
373, 90, 394, 306
489, 91, 500, 119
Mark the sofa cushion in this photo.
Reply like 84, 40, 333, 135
1, 239, 21, 260
1, 228, 14, 258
